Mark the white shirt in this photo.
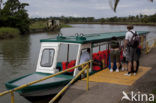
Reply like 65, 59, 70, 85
79, 51, 90, 64
125, 29, 135, 41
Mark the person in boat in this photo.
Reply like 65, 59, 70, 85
78, 48, 91, 77
109, 36, 120, 72
124, 25, 140, 76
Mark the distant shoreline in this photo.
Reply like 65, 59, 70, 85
68, 22, 156, 26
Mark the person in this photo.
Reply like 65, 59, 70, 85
79, 48, 90, 65
78, 48, 90, 79
124, 25, 139, 76
109, 36, 120, 72
121, 46, 128, 71
78, 48, 91, 77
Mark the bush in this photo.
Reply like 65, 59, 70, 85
0, 27, 20, 39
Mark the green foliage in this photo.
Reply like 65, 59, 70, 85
61, 24, 72, 28
0, 27, 20, 39
0, 0, 30, 34
30, 21, 47, 29
30, 14, 156, 25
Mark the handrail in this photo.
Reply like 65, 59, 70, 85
49, 64, 89, 103
0, 60, 92, 103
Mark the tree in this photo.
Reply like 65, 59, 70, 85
0, 0, 30, 33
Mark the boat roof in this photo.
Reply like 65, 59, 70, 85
40, 31, 149, 44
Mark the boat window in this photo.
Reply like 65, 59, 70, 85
93, 46, 99, 53
100, 44, 107, 51
68, 44, 79, 61
57, 44, 79, 62
40, 49, 55, 67
57, 44, 68, 62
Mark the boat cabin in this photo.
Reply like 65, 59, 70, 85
36, 31, 149, 76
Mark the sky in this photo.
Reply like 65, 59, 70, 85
4, 0, 156, 18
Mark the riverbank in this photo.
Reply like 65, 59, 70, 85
0, 24, 72, 39
29, 21, 72, 33
69, 22, 156, 26
0, 27, 20, 39
29, 24, 72, 33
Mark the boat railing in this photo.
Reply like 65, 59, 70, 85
0, 60, 92, 103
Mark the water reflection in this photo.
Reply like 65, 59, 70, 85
0, 35, 30, 67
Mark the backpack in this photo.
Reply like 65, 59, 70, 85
110, 40, 120, 49
129, 31, 140, 48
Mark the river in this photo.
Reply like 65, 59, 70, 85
0, 24, 156, 103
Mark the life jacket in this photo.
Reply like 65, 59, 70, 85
103, 50, 108, 67
92, 53, 101, 71
120, 49, 123, 61
98, 50, 107, 68
62, 60, 76, 73
67, 60, 76, 72
62, 62, 67, 71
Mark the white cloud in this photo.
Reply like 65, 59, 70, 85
130, 8, 156, 15
2, 0, 155, 18
94, 5, 110, 10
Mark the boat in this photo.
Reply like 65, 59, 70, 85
5, 31, 149, 101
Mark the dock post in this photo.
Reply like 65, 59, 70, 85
11, 92, 14, 103
87, 66, 89, 91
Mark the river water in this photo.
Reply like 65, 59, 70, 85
0, 24, 156, 103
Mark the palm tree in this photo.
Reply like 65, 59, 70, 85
111, 0, 153, 12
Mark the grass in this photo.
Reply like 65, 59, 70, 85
29, 21, 47, 29
0, 27, 20, 39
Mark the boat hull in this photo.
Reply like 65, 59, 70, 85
5, 72, 73, 101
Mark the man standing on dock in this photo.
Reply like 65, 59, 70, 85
124, 25, 139, 76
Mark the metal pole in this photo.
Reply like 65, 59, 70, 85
49, 65, 89, 103
67, 44, 69, 62
11, 92, 14, 103
86, 66, 89, 91
107, 43, 110, 66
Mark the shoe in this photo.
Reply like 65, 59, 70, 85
110, 69, 113, 72
116, 69, 119, 72
133, 73, 136, 76
124, 73, 131, 76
